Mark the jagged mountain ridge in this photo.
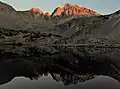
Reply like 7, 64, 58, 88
0, 1, 102, 32
51, 3, 100, 16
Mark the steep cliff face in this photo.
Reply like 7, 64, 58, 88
51, 7, 64, 16
30, 8, 44, 17
30, 8, 51, 18
51, 3, 100, 16
30, 8, 43, 14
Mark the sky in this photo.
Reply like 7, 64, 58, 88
1, 0, 120, 14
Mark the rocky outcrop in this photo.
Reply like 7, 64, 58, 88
30, 8, 43, 14
51, 3, 100, 16
51, 7, 64, 16
30, 8, 44, 17
44, 12, 50, 16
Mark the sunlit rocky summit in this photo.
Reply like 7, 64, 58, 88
51, 3, 100, 16
29, 3, 100, 17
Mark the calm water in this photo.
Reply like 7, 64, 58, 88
0, 47, 120, 89
0, 75, 119, 89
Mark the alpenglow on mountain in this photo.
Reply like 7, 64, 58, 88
0, 1, 100, 17
51, 3, 100, 16
30, 3, 101, 16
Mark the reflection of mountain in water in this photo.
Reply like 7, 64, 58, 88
0, 47, 120, 86
51, 73, 95, 85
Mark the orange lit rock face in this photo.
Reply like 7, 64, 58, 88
30, 8, 43, 14
30, 8, 50, 17
52, 3, 100, 16
30, 8, 43, 17
52, 7, 64, 16
30, 3, 100, 17
44, 12, 50, 16
55, 74, 61, 82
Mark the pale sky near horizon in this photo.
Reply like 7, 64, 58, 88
1, 0, 120, 14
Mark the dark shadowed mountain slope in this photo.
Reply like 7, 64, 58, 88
0, 1, 16, 12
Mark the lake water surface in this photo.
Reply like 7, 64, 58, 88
0, 75, 119, 89
0, 48, 120, 89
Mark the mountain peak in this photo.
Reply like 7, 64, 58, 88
64, 3, 72, 7
51, 3, 100, 16
30, 8, 51, 17
30, 8, 43, 14
44, 12, 50, 16
64, 3, 80, 8
30, 8, 44, 17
